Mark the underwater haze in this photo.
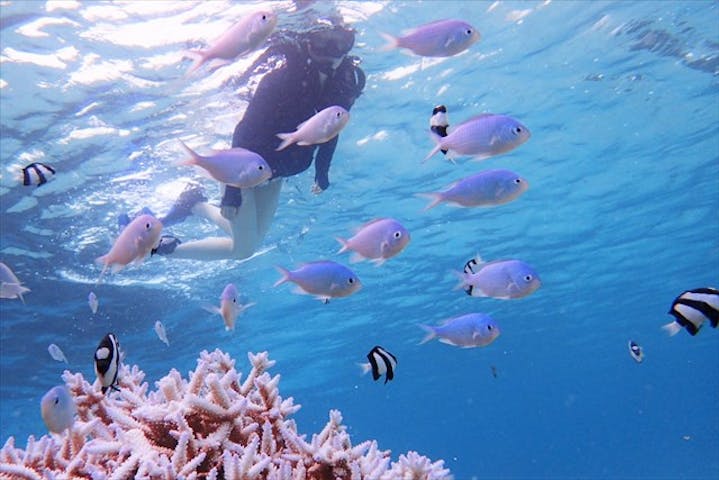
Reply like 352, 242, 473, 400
1, 0, 718, 478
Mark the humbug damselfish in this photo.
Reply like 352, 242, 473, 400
94, 333, 121, 394
662, 287, 719, 336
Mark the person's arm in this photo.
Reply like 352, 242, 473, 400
312, 136, 338, 193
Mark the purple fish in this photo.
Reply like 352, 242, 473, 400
381, 19, 480, 57
424, 114, 531, 162
336, 218, 410, 265
274, 260, 361, 302
178, 140, 271, 188
457, 256, 541, 300
420, 313, 500, 348
276, 106, 350, 151
420, 169, 529, 210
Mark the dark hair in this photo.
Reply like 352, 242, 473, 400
307, 25, 355, 58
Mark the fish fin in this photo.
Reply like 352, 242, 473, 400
416, 192, 444, 211
349, 252, 365, 264
273, 266, 292, 287
438, 338, 459, 346
357, 362, 372, 376
176, 139, 201, 166
201, 304, 221, 316
419, 324, 437, 345
275, 133, 295, 151
183, 50, 207, 76
422, 131, 444, 163
314, 295, 331, 303
662, 321, 682, 336
451, 270, 469, 291
336, 237, 350, 254
379, 32, 399, 51
370, 257, 386, 267
237, 302, 256, 314
16, 286, 30, 304
206, 58, 232, 71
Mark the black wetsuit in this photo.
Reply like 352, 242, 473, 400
224, 35, 366, 207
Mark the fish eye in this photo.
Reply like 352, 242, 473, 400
348, 277, 354, 284
512, 126, 523, 135
262, 14, 267, 20
54, 397, 59, 405
393, 231, 402, 239
487, 325, 493, 330
336, 112, 342, 118
466, 29, 473, 35
145, 222, 151, 229
514, 178, 522, 184
524, 274, 533, 282
258, 165, 264, 170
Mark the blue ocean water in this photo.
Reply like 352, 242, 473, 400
1, 0, 718, 478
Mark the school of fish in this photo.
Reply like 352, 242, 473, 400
0, 9, 714, 439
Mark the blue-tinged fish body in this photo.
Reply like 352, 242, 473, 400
420, 313, 500, 348
461, 257, 540, 299
40, 385, 76, 434
384, 19, 480, 57
426, 114, 530, 162
94, 333, 121, 394
422, 169, 528, 210
274, 260, 361, 301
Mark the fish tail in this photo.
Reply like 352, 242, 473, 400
275, 133, 294, 151
419, 324, 437, 345
335, 237, 350, 254
417, 192, 443, 211
183, 50, 206, 76
177, 139, 200, 166
273, 266, 292, 287
357, 362, 372, 376
451, 270, 468, 291
379, 32, 399, 51
661, 321, 682, 337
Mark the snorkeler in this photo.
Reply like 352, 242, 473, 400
149, 22, 365, 261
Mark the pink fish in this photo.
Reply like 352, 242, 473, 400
184, 10, 277, 75
381, 19, 480, 57
178, 140, 271, 188
95, 214, 163, 281
336, 218, 410, 266
276, 106, 350, 151
202, 283, 255, 331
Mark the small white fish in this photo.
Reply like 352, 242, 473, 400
336, 218, 410, 266
40, 385, 76, 434
48, 344, 68, 364
276, 106, 350, 151
381, 19, 480, 57
0, 262, 31, 303
203, 283, 255, 331
88, 291, 99, 314
154, 321, 169, 346
177, 140, 272, 188
95, 214, 163, 282
184, 10, 278, 75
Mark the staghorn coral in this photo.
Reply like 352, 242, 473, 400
0, 349, 451, 480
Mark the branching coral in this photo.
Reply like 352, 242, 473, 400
0, 350, 451, 480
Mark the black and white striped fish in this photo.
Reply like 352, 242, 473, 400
21, 162, 56, 187
462, 257, 479, 296
360, 346, 397, 384
94, 333, 121, 394
662, 287, 719, 336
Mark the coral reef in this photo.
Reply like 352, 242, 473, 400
0, 349, 451, 479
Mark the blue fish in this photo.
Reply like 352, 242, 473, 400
274, 260, 362, 302
40, 385, 76, 434
459, 255, 541, 299
420, 313, 500, 348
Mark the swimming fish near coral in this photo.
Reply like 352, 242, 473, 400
202, 283, 255, 331
21, 162, 56, 187
662, 287, 718, 336
0, 262, 31, 303
88, 291, 99, 314
184, 10, 277, 75
177, 140, 272, 188
424, 113, 530, 162
95, 214, 163, 282
94, 333, 121, 394
420, 313, 500, 348
359, 346, 397, 384
628, 340, 644, 363
458, 255, 541, 300
380, 19, 480, 57
336, 218, 410, 266
48, 344, 68, 364
419, 169, 529, 210
40, 385, 76, 434
274, 260, 361, 302
154, 320, 170, 346
276, 106, 350, 151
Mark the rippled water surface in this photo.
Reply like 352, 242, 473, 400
1, 1, 718, 478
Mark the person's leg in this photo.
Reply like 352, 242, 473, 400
253, 178, 283, 241
190, 202, 232, 235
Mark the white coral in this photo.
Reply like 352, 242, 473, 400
0, 349, 451, 479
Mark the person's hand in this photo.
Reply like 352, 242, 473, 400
221, 205, 240, 220
311, 182, 324, 195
